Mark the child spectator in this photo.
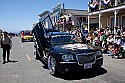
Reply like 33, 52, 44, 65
118, 47, 125, 59
102, 39, 108, 53
107, 45, 114, 56
93, 34, 99, 46
112, 44, 119, 58
86, 33, 91, 44
100, 32, 106, 47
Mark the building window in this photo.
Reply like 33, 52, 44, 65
122, 16, 125, 27
79, 17, 83, 22
83, 17, 86, 22
78, 17, 86, 22
110, 17, 119, 28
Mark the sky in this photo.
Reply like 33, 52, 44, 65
0, 0, 89, 33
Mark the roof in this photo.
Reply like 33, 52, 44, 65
39, 11, 50, 17
65, 9, 88, 16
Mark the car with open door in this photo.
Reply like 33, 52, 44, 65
32, 15, 103, 75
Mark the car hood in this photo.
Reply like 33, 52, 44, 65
54, 43, 95, 54
23, 36, 33, 38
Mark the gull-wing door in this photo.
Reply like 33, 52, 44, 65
32, 15, 54, 55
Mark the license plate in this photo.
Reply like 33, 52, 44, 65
84, 63, 92, 69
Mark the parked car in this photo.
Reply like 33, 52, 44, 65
32, 22, 103, 75
21, 30, 33, 42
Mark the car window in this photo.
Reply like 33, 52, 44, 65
24, 31, 32, 36
50, 35, 80, 45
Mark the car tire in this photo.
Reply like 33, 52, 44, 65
48, 55, 58, 75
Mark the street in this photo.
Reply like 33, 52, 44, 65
0, 37, 125, 83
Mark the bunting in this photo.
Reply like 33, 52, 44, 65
89, 0, 99, 9
102, 0, 111, 6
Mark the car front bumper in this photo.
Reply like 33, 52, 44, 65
57, 57, 103, 73
22, 37, 33, 41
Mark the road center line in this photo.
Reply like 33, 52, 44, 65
21, 45, 23, 47
26, 54, 31, 61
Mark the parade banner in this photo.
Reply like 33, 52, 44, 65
89, 0, 99, 9
102, 0, 111, 6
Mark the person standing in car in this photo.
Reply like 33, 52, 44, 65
0, 32, 12, 64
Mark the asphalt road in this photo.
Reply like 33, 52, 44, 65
0, 37, 125, 83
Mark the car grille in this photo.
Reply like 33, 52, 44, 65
76, 52, 95, 65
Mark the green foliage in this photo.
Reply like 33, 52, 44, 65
73, 26, 79, 30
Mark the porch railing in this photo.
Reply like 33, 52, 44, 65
89, 0, 125, 12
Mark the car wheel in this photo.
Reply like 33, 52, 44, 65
48, 55, 58, 75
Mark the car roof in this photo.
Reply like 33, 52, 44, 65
21, 30, 32, 33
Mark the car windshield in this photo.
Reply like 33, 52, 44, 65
24, 31, 32, 36
50, 34, 80, 45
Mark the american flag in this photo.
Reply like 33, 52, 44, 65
89, 0, 99, 9
102, 0, 111, 5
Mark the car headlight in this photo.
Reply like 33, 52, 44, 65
62, 54, 74, 61
96, 51, 102, 56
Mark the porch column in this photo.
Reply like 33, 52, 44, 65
88, 2, 90, 33
99, 12, 101, 30
99, 0, 101, 31
88, 15, 90, 33
114, 10, 117, 35
114, 0, 118, 35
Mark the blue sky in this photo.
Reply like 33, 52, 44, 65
0, 0, 89, 33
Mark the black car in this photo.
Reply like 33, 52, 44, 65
32, 15, 103, 75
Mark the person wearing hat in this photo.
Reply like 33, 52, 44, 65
0, 32, 12, 64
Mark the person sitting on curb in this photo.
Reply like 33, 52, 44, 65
118, 47, 125, 59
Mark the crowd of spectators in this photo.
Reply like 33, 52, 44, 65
65, 26, 125, 59
86, 26, 125, 59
